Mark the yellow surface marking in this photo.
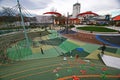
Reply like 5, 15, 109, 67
86, 50, 100, 59
33, 37, 41, 41
104, 52, 120, 58
86, 50, 120, 59
68, 39, 85, 46
29, 28, 43, 32
31, 35, 54, 53
31, 45, 53, 53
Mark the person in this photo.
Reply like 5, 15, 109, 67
62, 52, 67, 61
101, 44, 106, 54
70, 50, 73, 58
75, 54, 79, 59
75, 54, 79, 62
41, 48, 44, 54
40, 33, 41, 36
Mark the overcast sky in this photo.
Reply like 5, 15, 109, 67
0, 0, 120, 16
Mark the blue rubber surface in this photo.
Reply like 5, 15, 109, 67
96, 35, 120, 48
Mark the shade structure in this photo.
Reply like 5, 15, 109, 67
113, 15, 120, 21
77, 11, 98, 17
43, 11, 62, 17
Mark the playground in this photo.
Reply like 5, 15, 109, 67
0, 28, 120, 80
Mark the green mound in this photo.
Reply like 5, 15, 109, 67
77, 26, 117, 32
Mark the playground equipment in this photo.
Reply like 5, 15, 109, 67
99, 54, 120, 69
0, 31, 47, 63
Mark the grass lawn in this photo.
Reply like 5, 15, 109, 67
77, 26, 118, 32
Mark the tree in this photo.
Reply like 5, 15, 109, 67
0, 7, 17, 25
2, 7, 16, 16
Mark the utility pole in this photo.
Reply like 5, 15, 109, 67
66, 12, 69, 34
17, 0, 30, 47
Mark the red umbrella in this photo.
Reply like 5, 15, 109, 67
43, 11, 62, 17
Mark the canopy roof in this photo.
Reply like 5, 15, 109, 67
77, 11, 98, 17
43, 12, 62, 17
113, 15, 120, 21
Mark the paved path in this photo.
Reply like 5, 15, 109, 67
71, 26, 120, 48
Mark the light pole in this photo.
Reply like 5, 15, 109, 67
17, 0, 30, 47
66, 12, 69, 34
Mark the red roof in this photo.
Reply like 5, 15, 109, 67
113, 15, 120, 21
77, 11, 98, 17
43, 12, 62, 17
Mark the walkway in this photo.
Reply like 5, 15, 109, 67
72, 26, 120, 48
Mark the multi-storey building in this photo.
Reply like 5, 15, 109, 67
72, 2, 81, 18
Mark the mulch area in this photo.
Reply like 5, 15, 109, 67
63, 32, 103, 45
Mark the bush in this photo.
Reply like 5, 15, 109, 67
69, 25, 75, 28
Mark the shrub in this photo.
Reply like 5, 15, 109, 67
69, 25, 75, 28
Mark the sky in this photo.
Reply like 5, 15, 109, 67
0, 0, 120, 17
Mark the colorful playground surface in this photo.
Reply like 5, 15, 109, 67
0, 57, 120, 80
0, 29, 120, 80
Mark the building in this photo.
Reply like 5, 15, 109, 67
30, 15, 53, 27
72, 2, 81, 18
35, 15, 53, 24
87, 15, 111, 25
77, 11, 99, 24
112, 15, 120, 26
68, 2, 81, 25
43, 11, 62, 25
69, 18, 80, 25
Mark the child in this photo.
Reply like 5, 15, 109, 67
101, 44, 106, 54
41, 48, 44, 54
75, 54, 79, 62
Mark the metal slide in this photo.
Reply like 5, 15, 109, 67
100, 54, 120, 69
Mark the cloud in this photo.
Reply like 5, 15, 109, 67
0, 0, 53, 10
20, 0, 53, 10
80, 0, 120, 12
96, 9, 120, 17
0, 0, 119, 16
